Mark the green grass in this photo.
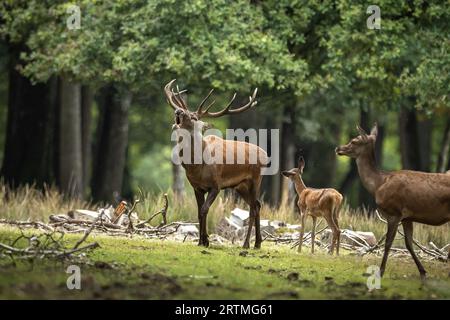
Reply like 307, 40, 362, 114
0, 226, 449, 299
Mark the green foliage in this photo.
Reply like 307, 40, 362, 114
1, 0, 449, 201
1, 0, 309, 93
322, 0, 450, 111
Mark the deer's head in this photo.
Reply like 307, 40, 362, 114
282, 156, 305, 180
335, 124, 378, 158
164, 79, 258, 134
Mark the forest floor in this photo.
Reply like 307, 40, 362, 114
0, 225, 449, 299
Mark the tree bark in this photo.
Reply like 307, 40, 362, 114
59, 78, 83, 198
280, 142, 296, 207
436, 117, 450, 173
1, 47, 56, 188
92, 87, 132, 203
398, 104, 432, 172
81, 85, 93, 192
280, 104, 296, 208
399, 107, 419, 170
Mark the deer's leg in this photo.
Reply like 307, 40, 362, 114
333, 214, 341, 256
298, 212, 306, 253
326, 209, 341, 256
311, 216, 317, 254
253, 200, 262, 249
243, 207, 255, 249
199, 188, 219, 247
236, 182, 255, 249
323, 214, 335, 254
380, 213, 400, 277
402, 220, 427, 281
194, 189, 206, 246
251, 179, 263, 249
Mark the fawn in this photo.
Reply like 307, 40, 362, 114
282, 156, 343, 255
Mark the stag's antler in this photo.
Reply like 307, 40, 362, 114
164, 79, 187, 110
164, 80, 258, 118
196, 88, 258, 118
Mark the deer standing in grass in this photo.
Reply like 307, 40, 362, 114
282, 156, 343, 255
165, 80, 268, 249
336, 124, 450, 280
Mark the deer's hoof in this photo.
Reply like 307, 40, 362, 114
198, 238, 209, 247
420, 272, 427, 283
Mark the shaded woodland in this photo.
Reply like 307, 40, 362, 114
0, 1, 449, 211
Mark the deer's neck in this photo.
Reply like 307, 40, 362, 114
183, 129, 205, 169
293, 175, 307, 195
355, 149, 384, 195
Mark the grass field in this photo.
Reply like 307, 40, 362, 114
1, 184, 449, 299
0, 226, 449, 300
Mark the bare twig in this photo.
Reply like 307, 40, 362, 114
73, 210, 104, 249
135, 193, 169, 228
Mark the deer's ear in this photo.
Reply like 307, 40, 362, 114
298, 156, 305, 173
356, 125, 368, 137
370, 123, 378, 138
282, 171, 294, 177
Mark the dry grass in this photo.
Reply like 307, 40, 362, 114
137, 189, 450, 248
1, 184, 449, 248
0, 183, 90, 221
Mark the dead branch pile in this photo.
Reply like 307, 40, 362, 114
0, 193, 196, 246
263, 216, 449, 262
0, 215, 100, 263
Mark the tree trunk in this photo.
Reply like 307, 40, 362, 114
280, 142, 296, 207
121, 145, 133, 202
280, 104, 296, 208
59, 78, 83, 198
92, 87, 132, 203
303, 121, 341, 189
81, 85, 93, 193
399, 106, 420, 170
172, 163, 185, 201
436, 117, 450, 173
398, 104, 432, 172
339, 160, 358, 195
1, 47, 56, 188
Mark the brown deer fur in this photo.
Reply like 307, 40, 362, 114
165, 80, 268, 248
336, 124, 450, 280
282, 157, 343, 255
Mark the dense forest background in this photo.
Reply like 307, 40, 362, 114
0, 0, 448, 211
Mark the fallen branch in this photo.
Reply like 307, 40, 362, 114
136, 194, 169, 228
73, 210, 104, 249
0, 227, 99, 262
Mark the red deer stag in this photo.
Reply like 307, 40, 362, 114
336, 124, 450, 280
164, 80, 268, 249
282, 156, 343, 255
